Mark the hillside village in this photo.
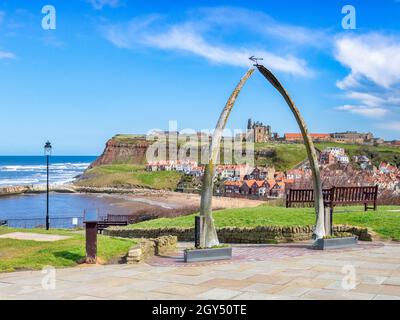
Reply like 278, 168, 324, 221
143, 120, 400, 201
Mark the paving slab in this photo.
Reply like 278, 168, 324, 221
197, 288, 242, 300
0, 232, 70, 242
0, 241, 399, 300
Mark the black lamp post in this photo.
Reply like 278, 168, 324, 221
44, 141, 52, 230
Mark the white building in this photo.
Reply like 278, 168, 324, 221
335, 155, 349, 164
324, 147, 345, 156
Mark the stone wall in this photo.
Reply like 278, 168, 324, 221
105, 225, 373, 244
0, 186, 29, 197
126, 236, 177, 264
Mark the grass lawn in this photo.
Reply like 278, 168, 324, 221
76, 164, 183, 190
0, 227, 137, 273
128, 205, 400, 241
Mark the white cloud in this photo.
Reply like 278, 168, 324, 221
377, 121, 400, 131
334, 33, 400, 121
195, 6, 330, 49
101, 9, 314, 76
144, 27, 310, 75
102, 15, 159, 48
336, 105, 388, 118
335, 33, 400, 89
87, 0, 120, 10
0, 51, 16, 59
346, 91, 386, 107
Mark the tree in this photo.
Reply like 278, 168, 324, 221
199, 68, 255, 247
256, 65, 326, 239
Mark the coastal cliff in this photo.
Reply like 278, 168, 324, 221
76, 135, 182, 190
90, 134, 152, 168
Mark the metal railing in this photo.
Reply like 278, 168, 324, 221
2, 214, 136, 229
3, 216, 85, 229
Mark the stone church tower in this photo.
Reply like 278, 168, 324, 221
247, 119, 271, 143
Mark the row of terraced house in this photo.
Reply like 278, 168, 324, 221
221, 167, 304, 198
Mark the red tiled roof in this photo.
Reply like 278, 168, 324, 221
243, 180, 256, 188
255, 181, 265, 187
224, 181, 241, 186
285, 133, 330, 139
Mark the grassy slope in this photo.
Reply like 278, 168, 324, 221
315, 142, 400, 167
76, 164, 183, 190
127, 205, 400, 241
254, 142, 400, 170
254, 143, 307, 170
0, 228, 137, 273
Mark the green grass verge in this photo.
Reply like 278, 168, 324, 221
315, 142, 400, 167
76, 164, 183, 190
0, 227, 137, 273
253, 142, 400, 170
127, 205, 400, 241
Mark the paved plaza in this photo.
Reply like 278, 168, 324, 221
1, 241, 399, 300
0, 232, 71, 242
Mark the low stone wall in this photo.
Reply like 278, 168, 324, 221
126, 236, 177, 264
0, 185, 78, 196
0, 186, 29, 196
105, 225, 373, 244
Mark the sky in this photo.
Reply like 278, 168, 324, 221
0, 0, 399, 155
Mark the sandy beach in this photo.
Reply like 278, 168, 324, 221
101, 191, 264, 214
0, 185, 265, 223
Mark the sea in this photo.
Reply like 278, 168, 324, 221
0, 156, 96, 186
0, 156, 130, 228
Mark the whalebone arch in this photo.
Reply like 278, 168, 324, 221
198, 65, 325, 248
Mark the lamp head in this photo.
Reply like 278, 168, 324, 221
44, 141, 52, 155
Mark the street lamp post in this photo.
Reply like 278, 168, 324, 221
44, 141, 52, 230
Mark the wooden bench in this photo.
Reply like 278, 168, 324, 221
97, 221, 128, 233
95, 214, 134, 233
286, 185, 378, 211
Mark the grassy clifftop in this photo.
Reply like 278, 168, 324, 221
76, 164, 183, 190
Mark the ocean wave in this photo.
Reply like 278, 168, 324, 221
0, 163, 91, 172
0, 161, 91, 187
0, 178, 40, 186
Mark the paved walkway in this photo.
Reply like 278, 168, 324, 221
0, 241, 399, 300
0, 232, 71, 242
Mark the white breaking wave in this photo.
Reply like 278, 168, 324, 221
0, 161, 92, 187
0, 178, 41, 186
0, 163, 91, 172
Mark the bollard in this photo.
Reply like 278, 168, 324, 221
195, 216, 204, 248
84, 211, 98, 264
85, 221, 98, 264
324, 206, 333, 236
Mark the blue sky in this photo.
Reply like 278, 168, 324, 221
0, 0, 399, 155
